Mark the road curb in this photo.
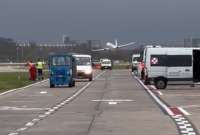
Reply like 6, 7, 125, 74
134, 75, 199, 135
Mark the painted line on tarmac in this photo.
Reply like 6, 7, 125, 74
178, 107, 191, 116
0, 106, 50, 111
7, 71, 106, 135
150, 85, 157, 90
150, 85, 163, 96
134, 76, 174, 115
180, 105, 200, 109
92, 99, 134, 102
157, 90, 163, 96
134, 76, 198, 135
0, 79, 48, 97
172, 115, 197, 135
164, 94, 200, 97
92, 99, 135, 105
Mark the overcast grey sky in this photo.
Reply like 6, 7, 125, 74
0, 0, 200, 42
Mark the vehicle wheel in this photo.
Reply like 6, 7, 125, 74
144, 78, 150, 85
72, 80, 75, 87
154, 78, 167, 89
89, 76, 93, 81
69, 80, 75, 87
50, 84, 55, 88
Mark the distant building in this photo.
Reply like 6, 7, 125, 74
62, 35, 70, 44
184, 38, 200, 47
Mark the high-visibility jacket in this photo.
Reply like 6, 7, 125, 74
36, 61, 44, 69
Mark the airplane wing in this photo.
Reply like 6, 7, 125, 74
91, 48, 110, 52
117, 42, 136, 48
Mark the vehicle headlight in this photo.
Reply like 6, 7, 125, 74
85, 69, 92, 74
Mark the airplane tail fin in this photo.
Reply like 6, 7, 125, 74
115, 39, 118, 47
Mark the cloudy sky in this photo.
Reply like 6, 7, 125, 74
0, 0, 200, 42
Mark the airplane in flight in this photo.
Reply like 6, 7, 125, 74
92, 39, 136, 52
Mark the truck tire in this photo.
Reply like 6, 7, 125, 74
89, 76, 93, 81
154, 78, 167, 89
69, 80, 75, 87
50, 84, 55, 88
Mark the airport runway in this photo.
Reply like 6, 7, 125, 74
0, 70, 199, 135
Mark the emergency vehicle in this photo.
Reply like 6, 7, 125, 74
142, 47, 200, 89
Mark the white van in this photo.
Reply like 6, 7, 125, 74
143, 47, 200, 89
73, 54, 93, 81
131, 54, 141, 72
100, 58, 112, 70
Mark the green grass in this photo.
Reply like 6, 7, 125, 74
0, 72, 48, 93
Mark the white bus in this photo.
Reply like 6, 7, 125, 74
142, 47, 200, 89
73, 54, 93, 81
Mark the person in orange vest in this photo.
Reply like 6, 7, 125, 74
27, 61, 37, 81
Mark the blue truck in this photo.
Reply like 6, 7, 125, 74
48, 53, 76, 88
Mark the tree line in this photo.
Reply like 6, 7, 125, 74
0, 37, 140, 63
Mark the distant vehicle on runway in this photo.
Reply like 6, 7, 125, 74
142, 46, 200, 89
100, 58, 112, 70
73, 54, 93, 81
48, 53, 76, 88
131, 54, 141, 73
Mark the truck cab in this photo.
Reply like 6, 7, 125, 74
48, 53, 76, 88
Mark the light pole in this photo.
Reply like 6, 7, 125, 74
16, 45, 21, 80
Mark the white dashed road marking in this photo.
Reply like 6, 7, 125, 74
40, 91, 47, 94
92, 99, 134, 102
92, 99, 134, 105
7, 71, 106, 135
108, 102, 118, 105
0, 106, 50, 111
